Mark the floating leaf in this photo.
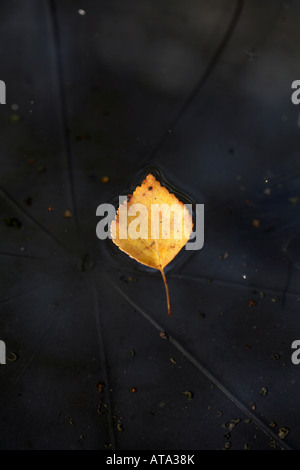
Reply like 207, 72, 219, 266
110, 174, 193, 316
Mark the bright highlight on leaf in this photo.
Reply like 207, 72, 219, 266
110, 174, 193, 316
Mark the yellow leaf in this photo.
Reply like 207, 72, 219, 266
110, 174, 193, 316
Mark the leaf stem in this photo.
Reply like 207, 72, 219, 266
160, 268, 171, 317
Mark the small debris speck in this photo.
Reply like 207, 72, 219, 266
4, 217, 22, 228
24, 197, 32, 206
101, 176, 110, 184
7, 352, 18, 362
222, 441, 232, 450
278, 427, 289, 439
228, 418, 240, 432
252, 219, 260, 228
38, 166, 46, 174
10, 114, 20, 122
159, 331, 169, 340
260, 387, 268, 396
271, 353, 280, 360
288, 197, 299, 205
183, 390, 193, 401
64, 209, 72, 218
97, 401, 102, 415
117, 421, 124, 432
219, 251, 229, 260
96, 382, 105, 393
